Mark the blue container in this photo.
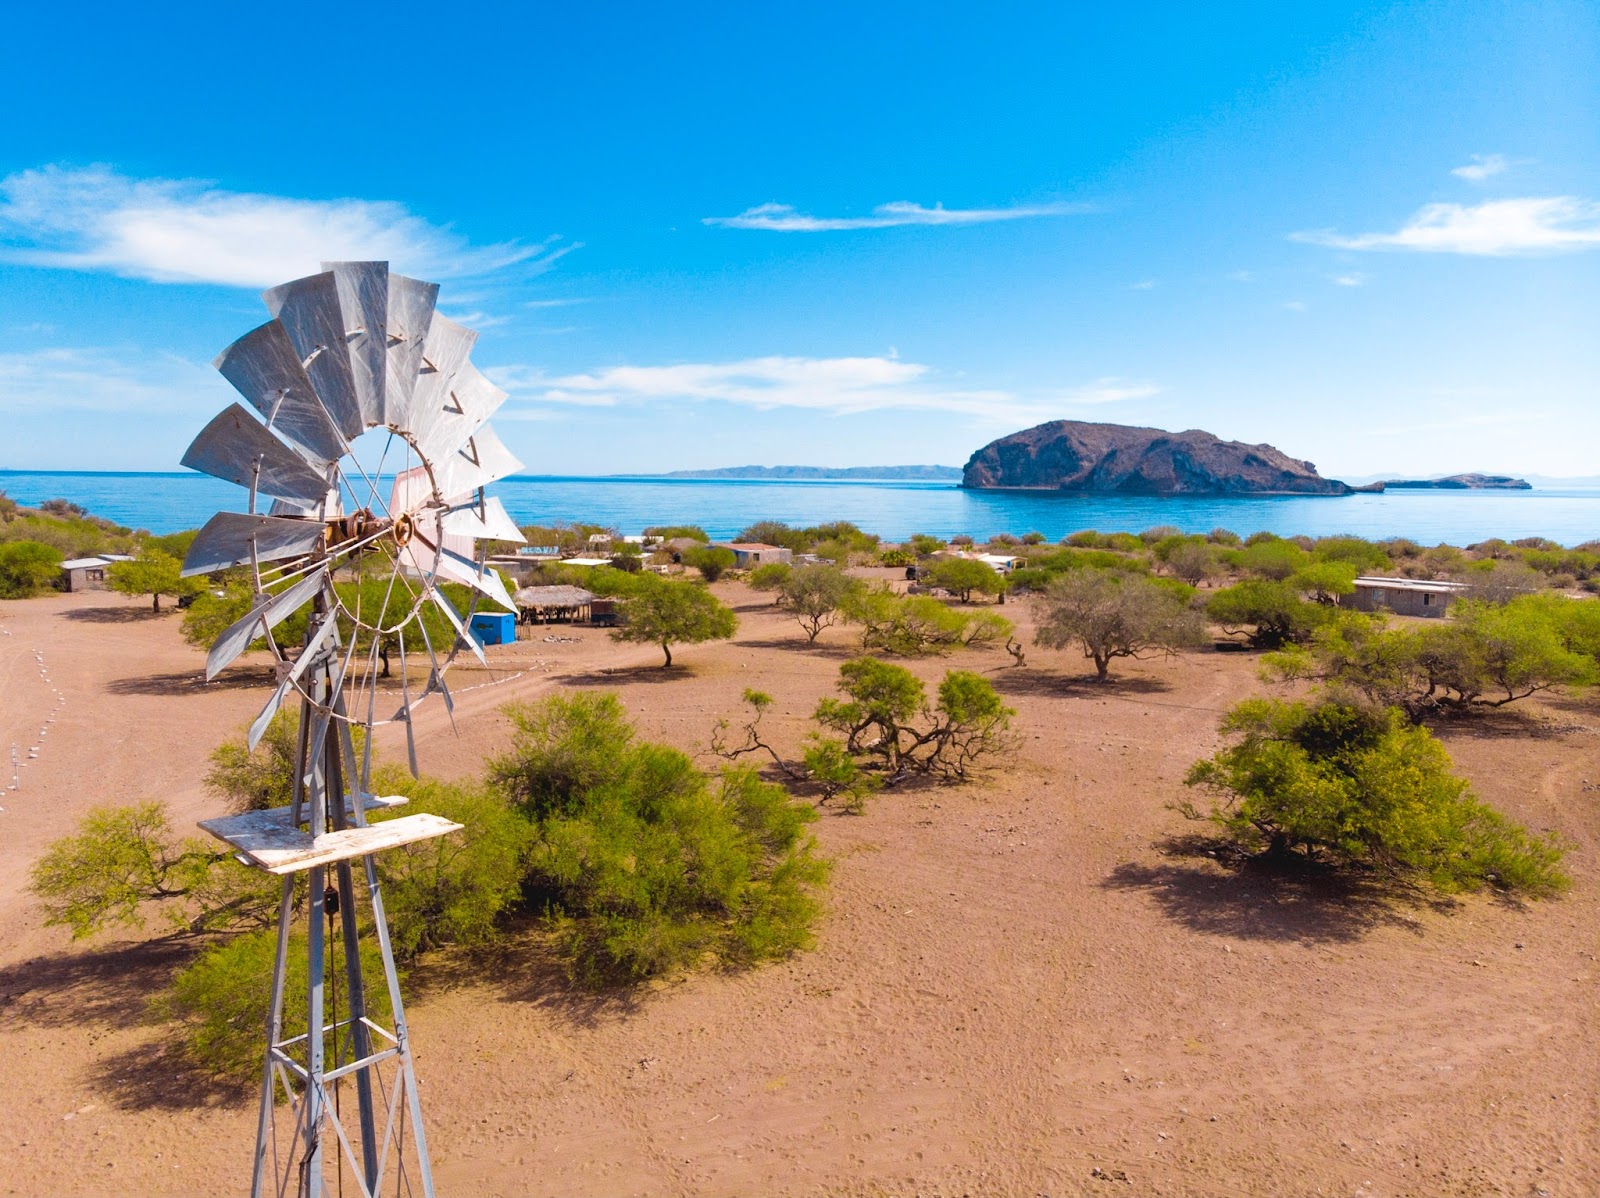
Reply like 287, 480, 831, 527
468, 611, 516, 646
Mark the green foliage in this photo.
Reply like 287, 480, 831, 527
1183, 698, 1568, 895
877, 548, 915, 567
907, 534, 947, 555
29, 801, 275, 938
682, 544, 736, 581
206, 711, 301, 812
162, 927, 394, 1081
1291, 559, 1358, 604
776, 563, 864, 642
843, 585, 1013, 656
925, 557, 1007, 602
800, 735, 881, 812
1032, 568, 1207, 679
1238, 537, 1310, 580
1313, 536, 1390, 573
369, 767, 534, 958
1160, 538, 1220, 585
0, 499, 138, 559
814, 657, 1016, 779
0, 539, 64, 597
747, 561, 793, 591
1271, 597, 1597, 714
610, 575, 738, 665
643, 524, 710, 543
495, 692, 829, 981
1207, 578, 1335, 648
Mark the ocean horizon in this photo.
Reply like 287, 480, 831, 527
3, 469, 1597, 546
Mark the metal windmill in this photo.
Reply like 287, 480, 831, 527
182, 261, 524, 1197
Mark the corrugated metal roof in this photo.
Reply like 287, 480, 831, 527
61, 556, 117, 569
1353, 576, 1469, 593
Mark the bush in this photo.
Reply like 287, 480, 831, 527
0, 540, 63, 597
611, 575, 738, 666
491, 692, 829, 981
30, 801, 276, 938
643, 524, 710, 543
1182, 698, 1568, 895
1032, 569, 1206, 679
682, 544, 736, 581
1207, 579, 1334, 648
776, 563, 864, 643
747, 561, 793, 594
108, 547, 198, 611
368, 767, 533, 958
925, 558, 1007, 602
844, 586, 1013, 656
1238, 538, 1309, 580
814, 657, 1016, 780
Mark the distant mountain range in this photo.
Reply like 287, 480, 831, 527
632, 464, 964, 481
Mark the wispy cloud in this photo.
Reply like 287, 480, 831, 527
492, 355, 1156, 422
0, 165, 573, 287
1330, 272, 1366, 287
703, 199, 1090, 232
1451, 153, 1512, 182
0, 346, 220, 414
1283, 300, 1308, 312
522, 297, 588, 309
1129, 279, 1157, 291
1292, 197, 1600, 256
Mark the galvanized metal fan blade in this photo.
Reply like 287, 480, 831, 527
412, 361, 507, 464
411, 312, 477, 413
435, 424, 523, 497
205, 566, 328, 681
324, 260, 389, 427
181, 403, 331, 503
262, 271, 364, 440
213, 321, 346, 464
435, 547, 517, 613
382, 274, 439, 430
267, 490, 342, 519
183, 512, 327, 577
247, 606, 340, 749
425, 585, 487, 666
440, 495, 523, 544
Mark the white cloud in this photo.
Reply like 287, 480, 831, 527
0, 346, 221, 414
1283, 300, 1308, 312
0, 165, 570, 287
1451, 153, 1511, 182
1330, 272, 1366, 287
1129, 279, 1157, 291
1292, 197, 1600, 256
1227, 270, 1254, 282
491, 355, 1156, 423
703, 199, 1089, 232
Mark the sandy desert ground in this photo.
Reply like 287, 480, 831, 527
0, 581, 1596, 1197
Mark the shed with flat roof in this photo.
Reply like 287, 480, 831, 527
1345, 576, 1468, 618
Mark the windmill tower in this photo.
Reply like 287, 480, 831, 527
182, 262, 524, 1197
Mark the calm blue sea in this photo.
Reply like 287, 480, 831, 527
3, 471, 1598, 546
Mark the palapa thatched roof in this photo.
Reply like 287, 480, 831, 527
513, 585, 597, 608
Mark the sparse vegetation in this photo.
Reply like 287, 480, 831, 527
610, 574, 739, 666
1032, 569, 1206, 679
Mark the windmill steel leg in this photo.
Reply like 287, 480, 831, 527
305, 863, 327, 1197
252, 876, 296, 1198
362, 852, 436, 1198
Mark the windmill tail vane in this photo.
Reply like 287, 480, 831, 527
183, 262, 522, 1197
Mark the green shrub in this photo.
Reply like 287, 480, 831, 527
1207, 578, 1335, 647
0, 540, 63, 597
747, 561, 793, 592
493, 692, 829, 982
643, 524, 710, 543
1032, 568, 1207, 679
844, 586, 1012, 655
776, 563, 864, 642
925, 557, 1007, 602
1183, 698, 1568, 895
610, 575, 738, 666
682, 544, 736, 581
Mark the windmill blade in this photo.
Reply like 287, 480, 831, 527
213, 321, 346, 464
407, 315, 479, 461
440, 495, 523, 544
425, 585, 487, 666
262, 271, 364, 440
435, 424, 522, 497
412, 361, 507, 464
205, 567, 329, 681
436, 548, 517, 612
247, 606, 340, 749
324, 260, 389, 427
183, 512, 327, 577
382, 274, 439, 430
267, 490, 342, 520
182, 403, 332, 504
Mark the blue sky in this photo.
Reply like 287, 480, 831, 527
1, 1, 1596, 479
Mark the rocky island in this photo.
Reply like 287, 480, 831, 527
1379, 473, 1532, 490
962, 419, 1364, 495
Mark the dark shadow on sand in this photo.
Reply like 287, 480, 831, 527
1101, 834, 1457, 944
105, 667, 279, 697
60, 605, 176, 624
990, 667, 1174, 699
558, 663, 694, 687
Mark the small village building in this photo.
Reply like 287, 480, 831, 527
1344, 576, 1467, 618
560, 556, 613, 568
513, 585, 598, 624
59, 554, 134, 592
721, 543, 793, 568
976, 553, 1022, 573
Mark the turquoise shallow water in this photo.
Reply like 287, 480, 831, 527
3, 471, 1597, 546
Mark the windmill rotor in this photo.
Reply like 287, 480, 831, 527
185, 261, 522, 1198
